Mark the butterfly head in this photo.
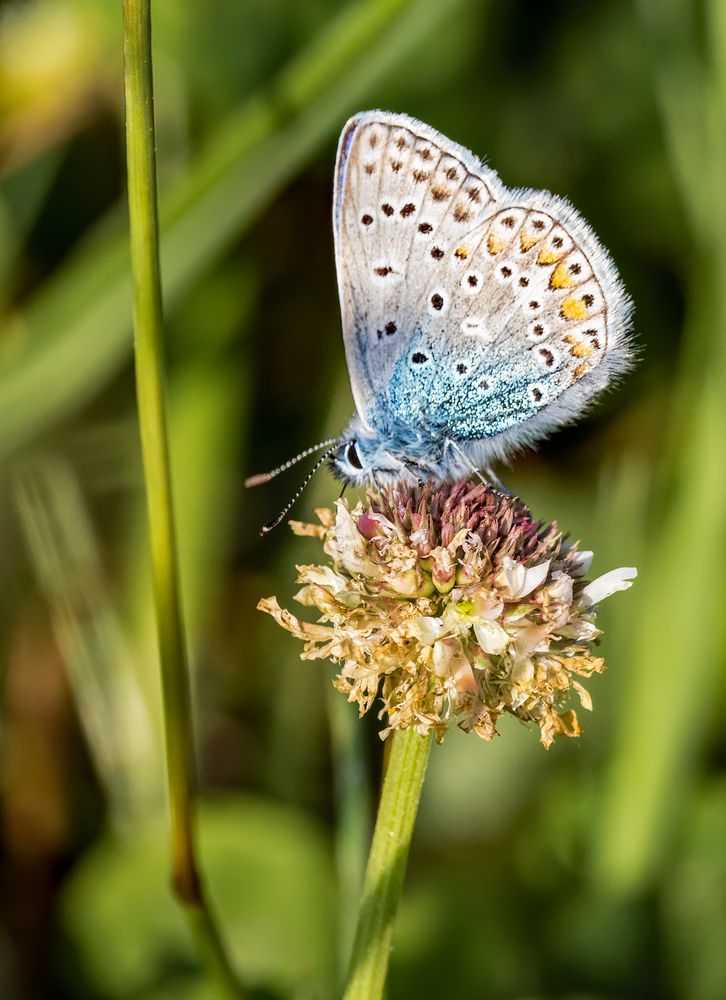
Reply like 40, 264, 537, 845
331, 415, 444, 487
331, 417, 405, 487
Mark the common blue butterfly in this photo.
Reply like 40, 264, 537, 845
333, 111, 631, 486
248, 111, 633, 530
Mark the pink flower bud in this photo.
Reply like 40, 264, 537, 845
357, 511, 381, 539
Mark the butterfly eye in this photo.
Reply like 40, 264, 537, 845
346, 442, 363, 470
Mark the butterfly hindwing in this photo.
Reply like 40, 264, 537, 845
388, 194, 631, 448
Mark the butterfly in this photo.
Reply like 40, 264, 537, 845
248, 111, 633, 531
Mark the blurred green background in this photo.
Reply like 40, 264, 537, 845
2, 0, 726, 997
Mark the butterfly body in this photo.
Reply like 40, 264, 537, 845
332, 110, 632, 487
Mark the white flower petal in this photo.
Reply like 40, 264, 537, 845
502, 557, 526, 598
409, 525, 429, 546
432, 639, 477, 692
519, 560, 551, 598
556, 620, 601, 641
441, 603, 475, 637
433, 639, 455, 677
474, 619, 510, 655
473, 593, 504, 621
498, 556, 551, 599
576, 567, 638, 608
570, 549, 594, 576
547, 570, 573, 604
510, 657, 535, 685
410, 616, 444, 645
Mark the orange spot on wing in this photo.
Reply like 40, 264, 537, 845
573, 362, 588, 379
454, 245, 469, 260
487, 233, 504, 255
569, 341, 593, 358
538, 246, 564, 265
520, 232, 540, 252
561, 296, 588, 320
550, 262, 576, 289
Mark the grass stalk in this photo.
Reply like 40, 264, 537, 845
122, 1, 243, 995
343, 728, 431, 1000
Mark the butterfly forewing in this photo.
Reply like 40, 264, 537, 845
334, 111, 500, 425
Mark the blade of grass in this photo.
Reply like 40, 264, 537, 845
592, 0, 726, 894
123, 263, 256, 661
13, 456, 160, 830
123, 1, 243, 994
1, 0, 469, 461
593, 265, 726, 894
0, 149, 62, 304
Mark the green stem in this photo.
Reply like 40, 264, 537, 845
326, 684, 371, 982
343, 728, 431, 1000
122, 2, 243, 996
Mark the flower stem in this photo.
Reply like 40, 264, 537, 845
326, 683, 371, 982
343, 728, 431, 1000
122, 2, 242, 996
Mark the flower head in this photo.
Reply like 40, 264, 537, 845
259, 480, 636, 747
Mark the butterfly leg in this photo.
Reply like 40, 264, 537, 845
444, 439, 513, 495
483, 465, 512, 496
444, 438, 487, 485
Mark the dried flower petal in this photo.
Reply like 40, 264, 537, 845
258, 480, 635, 748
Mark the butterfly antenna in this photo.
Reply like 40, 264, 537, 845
245, 437, 342, 488
259, 441, 345, 536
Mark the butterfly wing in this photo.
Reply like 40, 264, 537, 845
333, 111, 502, 427
387, 192, 633, 458
334, 112, 633, 459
